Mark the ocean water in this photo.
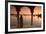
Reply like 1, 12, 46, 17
10, 15, 41, 29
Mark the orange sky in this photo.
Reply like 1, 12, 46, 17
10, 6, 42, 15
33, 6, 41, 15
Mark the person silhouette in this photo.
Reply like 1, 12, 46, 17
20, 15, 23, 28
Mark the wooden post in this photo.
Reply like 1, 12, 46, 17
17, 11, 19, 28
30, 6, 35, 25
20, 15, 23, 28
16, 6, 20, 28
31, 10, 33, 25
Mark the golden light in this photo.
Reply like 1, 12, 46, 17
20, 7, 31, 15
33, 6, 42, 15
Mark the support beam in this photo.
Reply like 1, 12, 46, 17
16, 6, 20, 28
30, 6, 35, 25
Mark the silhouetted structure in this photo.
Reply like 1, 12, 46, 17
37, 14, 42, 18
13, 5, 35, 27
16, 6, 21, 28
30, 7, 35, 25
20, 15, 23, 28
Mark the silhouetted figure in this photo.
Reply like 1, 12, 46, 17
20, 15, 23, 28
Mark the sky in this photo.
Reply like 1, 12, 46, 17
10, 5, 42, 15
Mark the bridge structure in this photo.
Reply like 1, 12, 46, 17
11, 5, 35, 28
